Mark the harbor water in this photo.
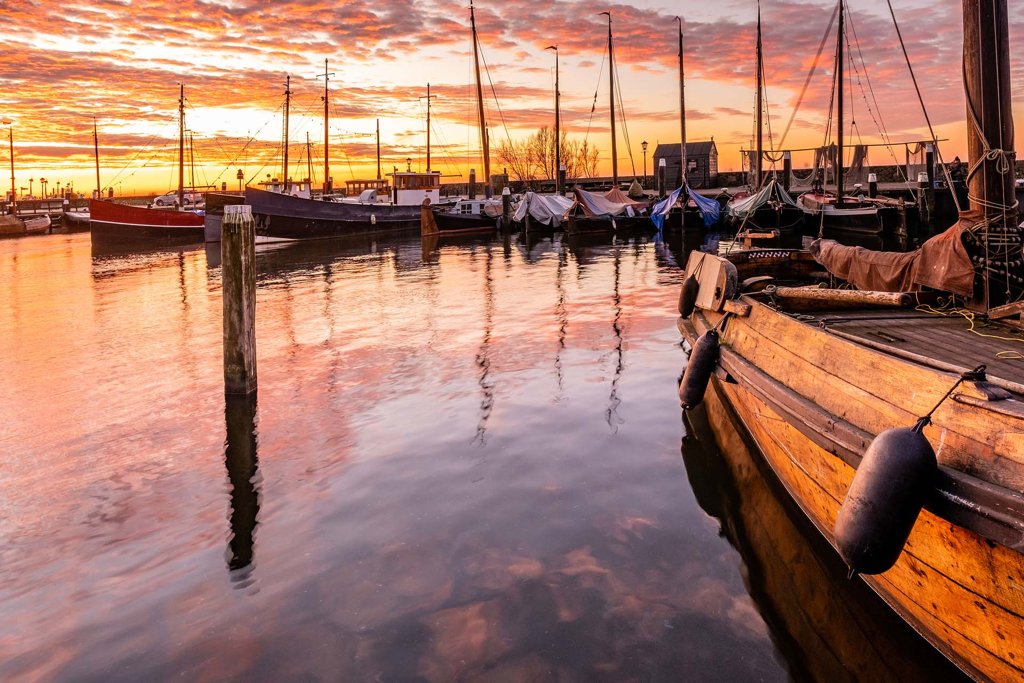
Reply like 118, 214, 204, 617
0, 231, 964, 681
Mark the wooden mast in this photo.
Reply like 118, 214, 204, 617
835, 0, 844, 204
547, 45, 560, 193
306, 132, 313, 187
178, 83, 185, 207
319, 59, 334, 195
470, 0, 491, 197
755, 3, 763, 189
283, 75, 291, 190
376, 119, 381, 180
422, 84, 438, 172
963, 0, 1017, 310
93, 117, 101, 199
678, 17, 686, 187
602, 11, 618, 187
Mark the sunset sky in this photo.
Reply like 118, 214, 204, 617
1, 0, 1022, 196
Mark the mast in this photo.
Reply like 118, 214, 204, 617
319, 59, 334, 194
188, 131, 196, 195
963, 0, 1017, 308
376, 118, 381, 179
306, 132, 313, 188
835, 0, 844, 203
178, 83, 184, 207
283, 74, 291, 189
470, 0, 491, 197
602, 11, 618, 187
547, 45, 560, 193
422, 84, 439, 172
755, 3, 763, 189
677, 16, 686, 187
93, 117, 101, 199
7, 123, 14, 213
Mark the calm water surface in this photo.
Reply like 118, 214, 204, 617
0, 231, 960, 681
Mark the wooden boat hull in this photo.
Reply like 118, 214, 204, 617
798, 194, 908, 250
89, 199, 203, 242
62, 211, 91, 232
246, 187, 420, 241
565, 213, 655, 236
680, 297, 1024, 682
727, 205, 804, 248
431, 210, 499, 235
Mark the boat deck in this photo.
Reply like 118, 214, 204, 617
785, 308, 1024, 391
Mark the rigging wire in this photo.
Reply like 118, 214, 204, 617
583, 42, 609, 147
778, 1, 838, 150
612, 57, 637, 178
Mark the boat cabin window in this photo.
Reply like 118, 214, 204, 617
394, 174, 441, 191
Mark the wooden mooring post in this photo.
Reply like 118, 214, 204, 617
222, 204, 257, 395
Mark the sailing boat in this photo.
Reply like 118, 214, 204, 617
246, 60, 438, 242
425, 2, 505, 236
794, 1, 911, 251
90, 85, 204, 243
725, 4, 803, 248
677, 0, 1024, 679
564, 12, 652, 236
650, 18, 720, 236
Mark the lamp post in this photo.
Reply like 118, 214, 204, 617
29, 177, 33, 198
40, 177, 46, 199
406, 157, 412, 172
641, 140, 648, 188
237, 168, 244, 193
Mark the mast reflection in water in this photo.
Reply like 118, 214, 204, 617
224, 394, 260, 586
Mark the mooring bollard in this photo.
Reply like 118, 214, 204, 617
501, 186, 511, 229
469, 169, 477, 199
222, 204, 257, 395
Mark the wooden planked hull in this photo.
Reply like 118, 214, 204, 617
431, 210, 500, 235
680, 299, 1024, 682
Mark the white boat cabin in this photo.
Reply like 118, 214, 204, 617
344, 179, 391, 204
389, 171, 441, 206
260, 178, 312, 199
449, 198, 501, 216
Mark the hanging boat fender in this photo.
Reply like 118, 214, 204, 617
678, 274, 699, 317
834, 418, 936, 576
678, 330, 720, 410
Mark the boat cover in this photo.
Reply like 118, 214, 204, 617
812, 211, 981, 296
512, 192, 574, 226
571, 187, 636, 217
726, 178, 798, 220
649, 184, 720, 229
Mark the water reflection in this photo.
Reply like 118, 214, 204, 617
472, 245, 495, 445
224, 394, 260, 586
683, 388, 969, 682
606, 245, 624, 431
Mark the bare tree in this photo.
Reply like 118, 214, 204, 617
497, 127, 600, 183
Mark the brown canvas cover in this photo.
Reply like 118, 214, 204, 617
811, 211, 979, 296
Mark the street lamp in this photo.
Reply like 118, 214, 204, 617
641, 140, 648, 187
40, 177, 46, 198
237, 168, 244, 193
406, 157, 412, 172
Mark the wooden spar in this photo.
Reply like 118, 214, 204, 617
767, 285, 913, 307
306, 132, 313, 186
421, 84, 438, 172
547, 45, 560, 193
603, 11, 618, 187
963, 0, 1016, 227
376, 119, 381, 180
470, 0, 491, 197
6, 124, 13, 212
755, 2, 763, 189
178, 83, 185, 207
283, 75, 291, 188
678, 17, 686, 187
319, 59, 334, 194
93, 117, 101, 199
835, 0, 845, 203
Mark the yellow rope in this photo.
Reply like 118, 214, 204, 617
913, 303, 1024, 349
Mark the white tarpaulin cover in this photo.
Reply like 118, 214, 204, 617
512, 192, 575, 226
726, 177, 798, 220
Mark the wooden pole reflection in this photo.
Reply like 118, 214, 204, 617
224, 394, 260, 584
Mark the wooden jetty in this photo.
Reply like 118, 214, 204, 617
676, 1, 1024, 680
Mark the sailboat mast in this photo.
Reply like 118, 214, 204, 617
284, 74, 291, 189
470, 1, 491, 197
323, 59, 330, 195
604, 12, 618, 187
93, 117, 101, 199
376, 119, 381, 180
755, 3, 763, 188
306, 132, 313, 187
178, 83, 184, 207
835, 0, 844, 202
189, 131, 196, 195
678, 17, 686, 186
550, 46, 560, 193
426, 83, 432, 172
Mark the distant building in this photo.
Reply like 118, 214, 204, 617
652, 140, 719, 189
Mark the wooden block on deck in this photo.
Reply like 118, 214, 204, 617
988, 302, 1024, 329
